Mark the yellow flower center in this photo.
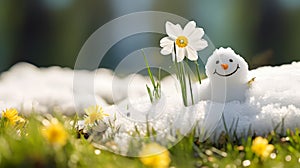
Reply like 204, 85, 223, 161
89, 112, 100, 123
175, 36, 188, 48
84, 105, 109, 125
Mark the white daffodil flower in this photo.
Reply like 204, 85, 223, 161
160, 21, 208, 62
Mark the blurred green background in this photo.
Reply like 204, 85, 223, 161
0, 0, 300, 72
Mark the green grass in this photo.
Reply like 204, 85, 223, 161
142, 51, 161, 103
1, 112, 300, 168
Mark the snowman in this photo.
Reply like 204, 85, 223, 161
199, 47, 253, 103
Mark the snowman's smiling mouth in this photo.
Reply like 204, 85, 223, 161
214, 64, 240, 77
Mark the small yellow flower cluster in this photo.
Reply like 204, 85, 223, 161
251, 136, 274, 160
139, 143, 171, 168
84, 105, 109, 125
1, 108, 25, 126
42, 118, 68, 147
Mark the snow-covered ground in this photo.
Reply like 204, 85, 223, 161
0, 62, 300, 142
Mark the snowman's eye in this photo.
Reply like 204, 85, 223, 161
216, 60, 219, 64
229, 59, 233, 62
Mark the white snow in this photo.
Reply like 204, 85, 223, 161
0, 61, 300, 143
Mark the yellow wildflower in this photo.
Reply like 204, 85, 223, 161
251, 136, 274, 159
42, 118, 68, 147
139, 143, 171, 168
1, 108, 24, 126
84, 105, 109, 125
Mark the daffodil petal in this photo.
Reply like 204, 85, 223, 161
171, 52, 176, 62
190, 39, 208, 51
166, 21, 182, 40
160, 37, 173, 47
186, 46, 198, 61
176, 47, 185, 62
189, 28, 205, 41
183, 21, 196, 37
161, 45, 173, 55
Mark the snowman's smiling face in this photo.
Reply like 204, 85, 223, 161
213, 58, 240, 77
206, 47, 248, 81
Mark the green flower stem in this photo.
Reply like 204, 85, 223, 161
173, 61, 187, 106
180, 62, 188, 106
173, 44, 203, 106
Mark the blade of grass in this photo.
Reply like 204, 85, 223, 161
142, 50, 161, 102
194, 61, 202, 84
142, 50, 156, 88
146, 84, 153, 103
187, 68, 194, 105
